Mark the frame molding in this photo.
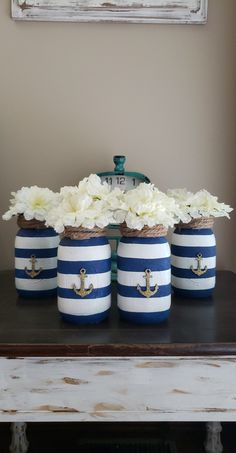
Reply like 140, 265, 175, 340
12, 0, 208, 24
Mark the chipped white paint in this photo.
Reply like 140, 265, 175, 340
9, 423, 29, 453
1, 356, 236, 422
11, 0, 208, 24
205, 422, 223, 453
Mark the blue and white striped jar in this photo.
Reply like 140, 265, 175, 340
171, 218, 216, 298
57, 228, 111, 324
15, 216, 59, 298
117, 225, 171, 324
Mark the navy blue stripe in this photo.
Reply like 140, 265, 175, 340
15, 248, 58, 258
173, 228, 213, 236
171, 245, 216, 258
118, 283, 171, 298
119, 309, 170, 324
58, 285, 111, 299
15, 268, 57, 279
60, 310, 110, 325
58, 259, 111, 274
60, 237, 108, 247
172, 287, 214, 299
15, 247, 57, 258
171, 266, 216, 279
17, 289, 57, 298
117, 256, 170, 272
120, 237, 167, 244
17, 228, 58, 237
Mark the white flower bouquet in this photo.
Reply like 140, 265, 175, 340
46, 174, 123, 233
167, 188, 233, 223
114, 182, 184, 230
2, 186, 60, 222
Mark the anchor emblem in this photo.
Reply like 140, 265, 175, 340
190, 253, 208, 277
72, 268, 94, 297
24, 255, 43, 279
137, 269, 158, 298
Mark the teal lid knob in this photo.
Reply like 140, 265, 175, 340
113, 155, 126, 174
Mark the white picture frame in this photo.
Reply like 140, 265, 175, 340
12, 0, 208, 24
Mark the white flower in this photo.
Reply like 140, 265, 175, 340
168, 188, 233, 220
191, 189, 233, 218
115, 183, 182, 230
45, 174, 123, 233
78, 174, 111, 200
2, 186, 60, 222
167, 188, 193, 205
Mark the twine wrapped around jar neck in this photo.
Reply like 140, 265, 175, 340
175, 216, 214, 230
63, 226, 106, 240
120, 222, 168, 238
17, 214, 47, 229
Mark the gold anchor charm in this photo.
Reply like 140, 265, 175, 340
73, 268, 94, 297
190, 253, 208, 277
137, 269, 158, 298
24, 255, 43, 279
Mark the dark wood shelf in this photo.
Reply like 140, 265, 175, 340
0, 270, 236, 357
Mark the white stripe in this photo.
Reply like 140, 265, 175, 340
58, 295, 111, 316
171, 255, 216, 269
118, 295, 171, 313
58, 244, 111, 262
171, 275, 216, 290
118, 269, 170, 287
15, 257, 58, 270
58, 271, 111, 289
118, 242, 170, 259
15, 236, 60, 249
15, 277, 57, 291
171, 233, 216, 247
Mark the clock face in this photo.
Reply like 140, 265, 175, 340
100, 175, 143, 191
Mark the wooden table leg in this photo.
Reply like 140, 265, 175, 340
204, 422, 223, 453
9, 423, 29, 453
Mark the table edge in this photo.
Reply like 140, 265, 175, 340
1, 342, 236, 357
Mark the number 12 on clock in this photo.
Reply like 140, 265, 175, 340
103, 175, 139, 190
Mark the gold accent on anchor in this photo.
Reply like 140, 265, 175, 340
24, 255, 43, 278
190, 253, 208, 277
73, 268, 94, 297
137, 269, 158, 298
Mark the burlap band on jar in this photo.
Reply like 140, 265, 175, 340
175, 217, 214, 230
17, 215, 47, 229
63, 226, 106, 240
120, 223, 168, 238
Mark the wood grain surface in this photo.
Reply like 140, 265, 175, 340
0, 271, 236, 357
1, 355, 236, 422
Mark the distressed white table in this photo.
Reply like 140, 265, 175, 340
1, 271, 236, 453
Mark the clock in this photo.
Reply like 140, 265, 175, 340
97, 156, 150, 280
98, 155, 150, 191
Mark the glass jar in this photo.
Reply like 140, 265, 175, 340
171, 217, 216, 298
15, 215, 59, 298
57, 227, 111, 324
117, 224, 171, 324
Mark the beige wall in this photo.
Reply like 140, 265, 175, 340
0, 0, 235, 271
